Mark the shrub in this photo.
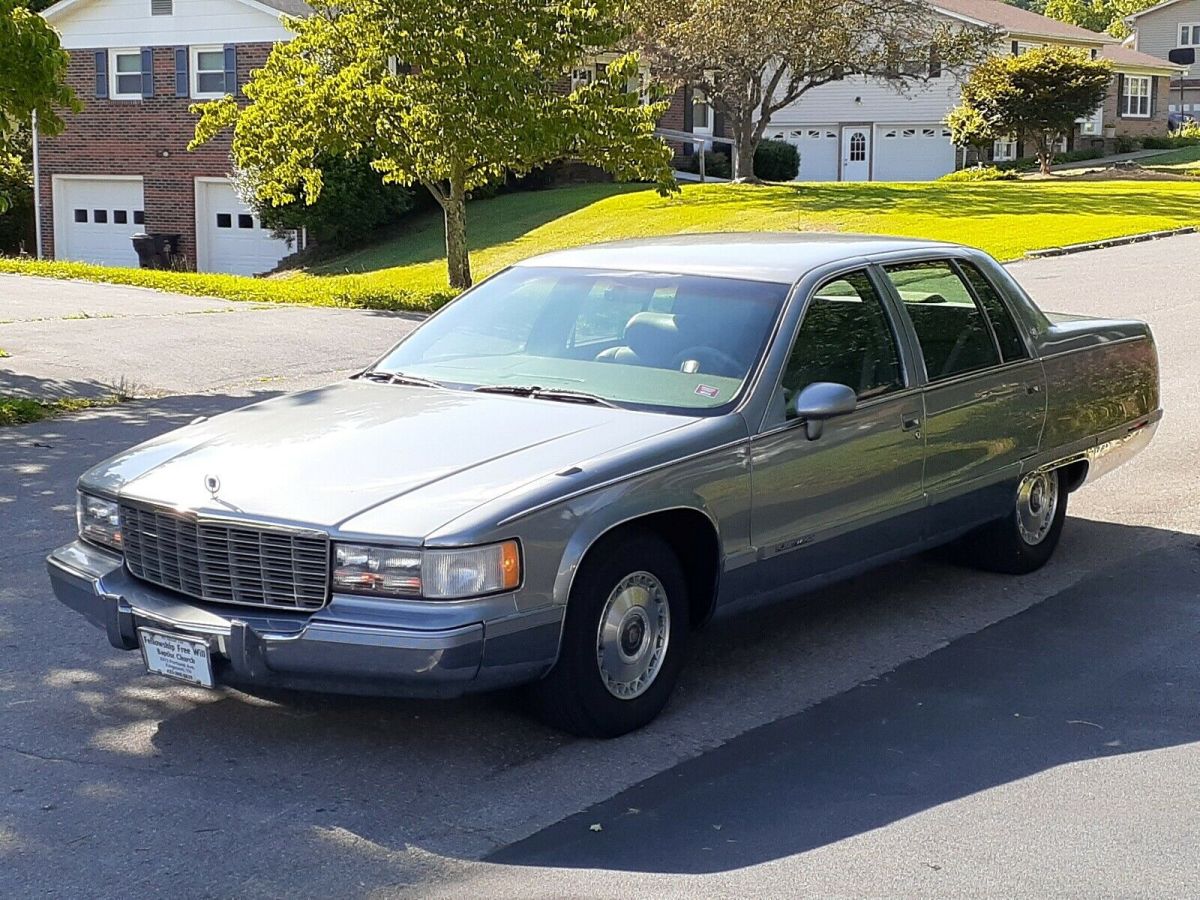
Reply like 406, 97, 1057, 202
753, 139, 800, 181
1114, 134, 1139, 153
938, 166, 1019, 182
1141, 132, 1200, 150
248, 154, 416, 252
678, 149, 732, 179
0, 150, 35, 255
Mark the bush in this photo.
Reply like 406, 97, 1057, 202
249, 154, 416, 252
1115, 134, 1139, 153
1141, 132, 1200, 150
678, 149, 732, 179
938, 166, 1019, 182
753, 139, 800, 181
0, 150, 35, 255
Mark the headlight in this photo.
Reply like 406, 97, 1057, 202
77, 492, 122, 550
332, 540, 521, 600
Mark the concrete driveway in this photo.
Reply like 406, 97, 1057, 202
1, 239, 1198, 898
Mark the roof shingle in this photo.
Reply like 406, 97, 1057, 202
930, 0, 1111, 43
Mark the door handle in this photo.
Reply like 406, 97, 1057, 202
1025, 383, 1042, 395
901, 412, 922, 432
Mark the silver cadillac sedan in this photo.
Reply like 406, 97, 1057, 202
48, 234, 1160, 737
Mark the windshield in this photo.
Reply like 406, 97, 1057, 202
371, 266, 791, 413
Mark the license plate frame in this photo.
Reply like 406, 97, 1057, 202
138, 627, 215, 689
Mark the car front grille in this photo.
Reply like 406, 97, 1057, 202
120, 503, 330, 611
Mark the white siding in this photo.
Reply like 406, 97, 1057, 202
1133, 0, 1200, 78
51, 0, 292, 49
769, 75, 961, 127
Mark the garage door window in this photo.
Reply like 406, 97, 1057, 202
238, 214, 254, 229
217, 213, 232, 228
111, 50, 143, 99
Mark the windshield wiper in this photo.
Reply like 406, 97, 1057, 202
357, 370, 444, 389
473, 384, 616, 408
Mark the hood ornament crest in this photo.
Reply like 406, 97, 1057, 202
204, 474, 221, 498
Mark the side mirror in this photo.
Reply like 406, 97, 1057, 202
792, 382, 857, 441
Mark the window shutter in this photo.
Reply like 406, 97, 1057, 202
712, 108, 725, 138
1011, 40, 1019, 56
95, 50, 108, 99
1150, 76, 1157, 116
1117, 73, 1125, 116
682, 85, 694, 133
141, 48, 155, 99
224, 44, 237, 96
174, 47, 188, 97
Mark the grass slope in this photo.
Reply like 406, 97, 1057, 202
3, 180, 1198, 312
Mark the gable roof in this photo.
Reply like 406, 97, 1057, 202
930, 0, 1111, 44
1100, 42, 1186, 73
41, 0, 311, 22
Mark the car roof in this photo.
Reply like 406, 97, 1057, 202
517, 232, 965, 284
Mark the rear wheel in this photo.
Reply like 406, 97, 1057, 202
960, 467, 1067, 574
529, 530, 689, 738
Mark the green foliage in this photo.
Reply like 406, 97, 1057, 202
243, 154, 415, 251
753, 139, 800, 181
938, 166, 1019, 182
679, 150, 732, 179
0, 144, 33, 252
192, 0, 674, 289
0, 394, 119, 427
1115, 133, 1139, 153
1042, 0, 1161, 38
994, 148, 1105, 171
948, 46, 1112, 174
0, 1, 78, 152
1142, 131, 1200, 150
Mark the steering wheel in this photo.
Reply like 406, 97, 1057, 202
672, 346, 743, 378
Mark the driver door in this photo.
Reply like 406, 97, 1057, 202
750, 269, 926, 589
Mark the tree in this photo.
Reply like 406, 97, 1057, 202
192, 0, 675, 289
625, 0, 994, 181
947, 46, 1111, 175
0, 1, 78, 211
1043, 0, 1159, 38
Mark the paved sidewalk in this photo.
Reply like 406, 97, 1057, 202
0, 274, 421, 399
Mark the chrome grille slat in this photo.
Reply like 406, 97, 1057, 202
120, 503, 329, 611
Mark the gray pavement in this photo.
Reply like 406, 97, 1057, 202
0, 274, 419, 398
1, 237, 1199, 897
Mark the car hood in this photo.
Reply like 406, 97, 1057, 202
84, 380, 694, 540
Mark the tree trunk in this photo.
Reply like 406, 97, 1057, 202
443, 179, 471, 290
732, 120, 760, 183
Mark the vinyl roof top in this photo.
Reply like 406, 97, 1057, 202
518, 233, 966, 283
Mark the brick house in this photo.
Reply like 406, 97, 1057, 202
36, 0, 311, 274
1125, 0, 1200, 118
36, 1, 723, 273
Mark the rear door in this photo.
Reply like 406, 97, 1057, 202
881, 258, 1045, 533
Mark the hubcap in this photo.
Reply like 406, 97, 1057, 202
1016, 469, 1059, 545
596, 571, 671, 700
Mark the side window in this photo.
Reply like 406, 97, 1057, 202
885, 260, 1000, 381
958, 262, 1029, 363
782, 270, 904, 418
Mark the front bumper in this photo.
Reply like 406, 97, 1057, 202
47, 540, 563, 698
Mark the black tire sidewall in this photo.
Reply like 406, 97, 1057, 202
551, 530, 690, 737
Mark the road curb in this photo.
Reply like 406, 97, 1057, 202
1025, 227, 1197, 258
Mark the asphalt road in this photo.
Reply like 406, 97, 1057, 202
1, 237, 1198, 898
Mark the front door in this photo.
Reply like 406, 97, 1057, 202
750, 269, 925, 591
841, 126, 871, 181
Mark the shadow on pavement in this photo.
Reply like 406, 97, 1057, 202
490, 532, 1200, 874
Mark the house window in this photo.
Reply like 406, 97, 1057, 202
849, 132, 867, 161
692, 89, 712, 132
993, 137, 1017, 161
110, 49, 143, 99
1013, 41, 1042, 56
1180, 23, 1200, 47
1122, 75, 1151, 117
1077, 105, 1103, 135
569, 65, 595, 91
192, 47, 228, 98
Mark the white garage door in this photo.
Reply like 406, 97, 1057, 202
770, 128, 840, 182
53, 176, 144, 267
873, 125, 957, 182
195, 179, 296, 276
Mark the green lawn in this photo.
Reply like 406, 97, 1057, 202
0, 394, 119, 427
1142, 144, 1200, 170
3, 180, 1198, 312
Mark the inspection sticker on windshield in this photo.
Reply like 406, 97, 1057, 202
695, 384, 721, 399
138, 628, 214, 688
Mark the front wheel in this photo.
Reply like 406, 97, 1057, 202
529, 530, 689, 738
959, 467, 1068, 574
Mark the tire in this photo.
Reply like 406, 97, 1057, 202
959, 467, 1068, 574
529, 529, 689, 738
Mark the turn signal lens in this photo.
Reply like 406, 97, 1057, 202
423, 540, 522, 600
77, 492, 122, 550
